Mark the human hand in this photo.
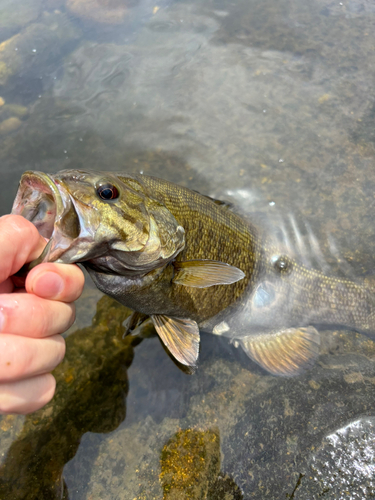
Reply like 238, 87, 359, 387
0, 214, 85, 414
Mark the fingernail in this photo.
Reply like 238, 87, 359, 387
0, 309, 4, 332
32, 272, 64, 299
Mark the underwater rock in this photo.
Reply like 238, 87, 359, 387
160, 428, 221, 499
0, 104, 28, 119
0, 0, 43, 42
160, 427, 244, 499
63, 323, 375, 499
0, 117, 22, 134
67, 0, 133, 24
0, 11, 80, 87
293, 417, 375, 499
207, 474, 244, 500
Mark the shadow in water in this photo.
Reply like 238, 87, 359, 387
0, 296, 154, 500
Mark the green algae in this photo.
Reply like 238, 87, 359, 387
159, 427, 244, 500
160, 428, 220, 499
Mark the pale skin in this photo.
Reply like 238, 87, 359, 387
0, 214, 85, 414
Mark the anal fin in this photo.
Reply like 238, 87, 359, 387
239, 326, 320, 377
151, 315, 200, 367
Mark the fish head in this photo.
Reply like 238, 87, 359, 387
12, 170, 185, 274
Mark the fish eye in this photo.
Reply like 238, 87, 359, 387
96, 183, 119, 201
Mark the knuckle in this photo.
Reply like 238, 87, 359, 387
31, 297, 50, 337
0, 337, 27, 381
55, 335, 66, 364
13, 344, 34, 379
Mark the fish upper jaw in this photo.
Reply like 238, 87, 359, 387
11, 170, 102, 265
12, 171, 64, 240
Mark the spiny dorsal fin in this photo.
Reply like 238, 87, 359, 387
151, 315, 200, 366
172, 260, 245, 288
239, 326, 320, 377
192, 191, 233, 210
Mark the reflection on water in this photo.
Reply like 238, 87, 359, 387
0, 0, 375, 498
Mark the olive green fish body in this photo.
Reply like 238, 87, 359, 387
95, 174, 260, 322
11, 170, 375, 376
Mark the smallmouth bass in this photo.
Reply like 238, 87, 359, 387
11, 170, 375, 376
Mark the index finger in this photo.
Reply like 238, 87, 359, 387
0, 215, 46, 284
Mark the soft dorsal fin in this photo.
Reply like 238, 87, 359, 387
151, 315, 200, 366
172, 260, 245, 288
239, 326, 320, 377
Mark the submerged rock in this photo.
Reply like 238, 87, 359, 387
0, 0, 43, 42
0, 104, 28, 119
0, 11, 80, 87
160, 428, 243, 500
67, 0, 134, 24
293, 417, 375, 499
160, 428, 221, 499
0, 116, 22, 134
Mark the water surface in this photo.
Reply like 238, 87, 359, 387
0, 0, 375, 498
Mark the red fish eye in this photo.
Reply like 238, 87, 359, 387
97, 184, 119, 201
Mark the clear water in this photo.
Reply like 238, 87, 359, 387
0, 0, 375, 498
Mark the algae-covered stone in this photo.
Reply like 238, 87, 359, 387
0, 104, 28, 118
0, 117, 22, 134
67, 0, 133, 24
0, 11, 80, 86
0, 102, 28, 138
160, 428, 221, 499
159, 427, 243, 499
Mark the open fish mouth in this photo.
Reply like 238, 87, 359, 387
11, 171, 88, 265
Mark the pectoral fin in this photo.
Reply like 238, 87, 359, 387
172, 260, 245, 288
239, 326, 320, 377
151, 315, 200, 366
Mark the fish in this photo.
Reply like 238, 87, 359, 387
11, 169, 375, 376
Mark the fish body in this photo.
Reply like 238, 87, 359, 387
11, 170, 375, 376
87, 174, 257, 322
